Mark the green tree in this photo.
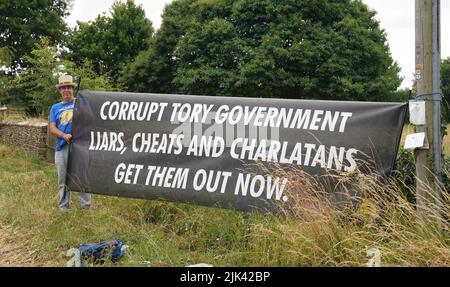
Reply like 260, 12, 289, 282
0, 47, 12, 68
124, 0, 401, 102
0, 47, 12, 105
66, 0, 153, 81
13, 38, 62, 115
65, 60, 117, 92
0, 0, 71, 72
66, 15, 110, 75
442, 57, 450, 122
13, 38, 113, 116
121, 0, 196, 93
172, 18, 243, 96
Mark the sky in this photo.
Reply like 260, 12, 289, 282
65, 0, 450, 89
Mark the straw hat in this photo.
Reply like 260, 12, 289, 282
56, 75, 76, 89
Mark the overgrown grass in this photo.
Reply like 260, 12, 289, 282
0, 115, 47, 125
0, 144, 448, 266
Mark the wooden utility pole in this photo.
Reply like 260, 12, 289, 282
415, 0, 442, 218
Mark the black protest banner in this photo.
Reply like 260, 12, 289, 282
67, 91, 407, 212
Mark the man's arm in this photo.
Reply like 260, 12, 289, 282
49, 122, 72, 142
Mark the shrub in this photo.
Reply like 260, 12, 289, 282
391, 148, 416, 203
392, 148, 449, 204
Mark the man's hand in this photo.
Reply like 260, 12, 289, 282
63, 134, 73, 143
49, 123, 72, 142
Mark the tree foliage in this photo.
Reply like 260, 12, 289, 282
121, 0, 196, 93
0, 0, 70, 72
13, 38, 113, 116
0, 47, 12, 104
65, 15, 110, 76
66, 0, 153, 82
442, 57, 450, 122
123, 0, 401, 102
13, 38, 62, 115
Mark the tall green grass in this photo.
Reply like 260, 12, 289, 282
0, 144, 448, 266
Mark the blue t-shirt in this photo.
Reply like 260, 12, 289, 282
49, 100, 75, 151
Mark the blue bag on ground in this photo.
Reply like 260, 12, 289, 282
78, 239, 125, 265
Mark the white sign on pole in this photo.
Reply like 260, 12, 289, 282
404, 132, 428, 149
409, 101, 426, 125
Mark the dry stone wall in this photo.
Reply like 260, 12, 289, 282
0, 121, 48, 160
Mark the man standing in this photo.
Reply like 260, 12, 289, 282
50, 75, 91, 212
